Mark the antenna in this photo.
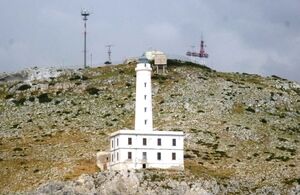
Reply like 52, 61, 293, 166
186, 34, 209, 65
81, 9, 90, 68
105, 44, 114, 64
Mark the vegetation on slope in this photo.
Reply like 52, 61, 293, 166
0, 61, 299, 193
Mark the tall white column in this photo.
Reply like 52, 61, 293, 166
134, 59, 153, 131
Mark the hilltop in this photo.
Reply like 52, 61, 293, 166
0, 60, 299, 194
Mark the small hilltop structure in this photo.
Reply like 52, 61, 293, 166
124, 51, 168, 74
144, 51, 168, 74
98, 56, 184, 170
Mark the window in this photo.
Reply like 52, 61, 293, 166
144, 82, 147, 87
111, 140, 114, 148
145, 120, 147, 125
157, 152, 161, 160
142, 152, 147, 160
172, 152, 176, 160
128, 152, 132, 160
117, 152, 119, 161
144, 63, 146, 67
144, 95, 147, 100
144, 107, 147, 112
128, 137, 132, 145
117, 138, 119, 146
143, 138, 147, 146
172, 139, 176, 146
111, 154, 114, 162
157, 138, 161, 146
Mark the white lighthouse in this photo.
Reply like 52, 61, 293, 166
108, 56, 184, 170
135, 57, 153, 131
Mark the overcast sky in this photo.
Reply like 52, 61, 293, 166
0, 0, 299, 82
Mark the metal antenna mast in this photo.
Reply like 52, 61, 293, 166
81, 9, 90, 68
106, 44, 114, 64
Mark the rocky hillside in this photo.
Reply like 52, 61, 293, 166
0, 60, 299, 194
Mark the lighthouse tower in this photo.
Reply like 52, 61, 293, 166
107, 55, 184, 170
135, 56, 153, 131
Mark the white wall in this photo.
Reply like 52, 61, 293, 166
109, 132, 184, 170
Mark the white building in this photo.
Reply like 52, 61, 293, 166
144, 50, 165, 61
108, 56, 184, 170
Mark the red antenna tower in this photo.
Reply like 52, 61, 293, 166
186, 35, 209, 65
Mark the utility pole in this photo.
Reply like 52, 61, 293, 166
81, 9, 90, 69
90, 53, 93, 67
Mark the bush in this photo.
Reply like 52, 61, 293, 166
5, 94, 14, 99
69, 74, 81, 81
17, 84, 31, 91
28, 97, 35, 102
37, 93, 52, 103
82, 75, 89, 80
245, 107, 255, 113
86, 87, 100, 95
12, 98, 26, 106
260, 118, 267, 123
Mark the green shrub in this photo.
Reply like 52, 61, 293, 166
17, 84, 31, 91
86, 87, 100, 95
245, 107, 255, 113
28, 97, 35, 102
5, 94, 14, 99
260, 118, 267, 123
12, 98, 26, 106
37, 93, 52, 103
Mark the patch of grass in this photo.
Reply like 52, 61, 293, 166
63, 159, 99, 180
232, 102, 244, 114
149, 173, 166, 182
167, 59, 213, 72
185, 160, 234, 179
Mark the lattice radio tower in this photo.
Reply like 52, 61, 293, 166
81, 9, 90, 68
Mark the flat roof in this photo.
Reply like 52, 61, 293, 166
110, 129, 184, 137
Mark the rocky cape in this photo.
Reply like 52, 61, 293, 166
0, 60, 299, 194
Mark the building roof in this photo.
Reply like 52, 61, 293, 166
110, 129, 184, 137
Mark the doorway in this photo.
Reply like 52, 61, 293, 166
142, 164, 146, 169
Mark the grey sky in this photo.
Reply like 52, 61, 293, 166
0, 0, 299, 82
